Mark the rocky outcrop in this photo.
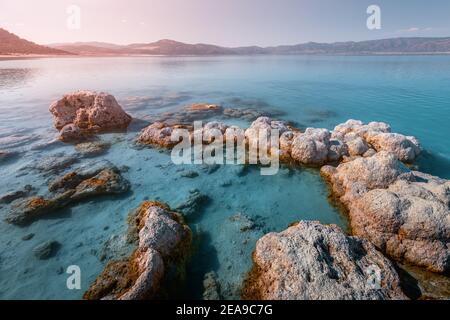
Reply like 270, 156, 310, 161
242, 221, 408, 300
49, 91, 132, 142
5, 163, 129, 225
83, 201, 192, 300
332, 120, 421, 162
136, 122, 189, 148
321, 152, 449, 273
365, 132, 421, 162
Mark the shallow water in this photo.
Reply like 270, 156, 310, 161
0, 55, 449, 299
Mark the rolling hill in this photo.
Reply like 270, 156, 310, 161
0, 28, 70, 55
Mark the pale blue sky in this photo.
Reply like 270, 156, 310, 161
1, 0, 450, 46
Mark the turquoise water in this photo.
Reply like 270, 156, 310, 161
0, 55, 449, 299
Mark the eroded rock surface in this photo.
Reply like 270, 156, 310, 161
49, 91, 132, 142
242, 221, 408, 300
83, 201, 192, 300
321, 152, 449, 273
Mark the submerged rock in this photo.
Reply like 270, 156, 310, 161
203, 271, 222, 300
321, 151, 449, 273
175, 190, 210, 218
24, 154, 79, 176
33, 240, 61, 260
83, 201, 192, 300
5, 165, 129, 225
70, 168, 130, 201
185, 103, 221, 112
0, 185, 34, 204
228, 213, 263, 232
180, 170, 199, 178
242, 221, 408, 300
49, 91, 132, 142
75, 141, 110, 157
5, 192, 74, 225
0, 150, 19, 163
48, 160, 113, 192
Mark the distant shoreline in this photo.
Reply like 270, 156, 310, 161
2, 52, 450, 60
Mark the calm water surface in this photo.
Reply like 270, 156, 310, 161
0, 55, 449, 299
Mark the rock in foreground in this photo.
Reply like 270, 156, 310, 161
83, 201, 192, 300
242, 221, 408, 300
321, 152, 450, 273
49, 91, 132, 142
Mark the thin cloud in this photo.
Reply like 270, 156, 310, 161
397, 27, 434, 33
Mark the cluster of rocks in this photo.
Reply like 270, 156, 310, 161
83, 201, 192, 300
242, 221, 408, 300
49, 91, 132, 142
321, 151, 449, 273
282, 119, 421, 165
5, 161, 129, 225
2, 91, 445, 300
136, 116, 422, 168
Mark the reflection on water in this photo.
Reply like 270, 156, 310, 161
0, 68, 37, 90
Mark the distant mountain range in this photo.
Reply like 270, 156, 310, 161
49, 37, 450, 55
0, 28, 69, 55
2, 28, 450, 56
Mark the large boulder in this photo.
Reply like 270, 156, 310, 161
321, 152, 449, 273
83, 201, 192, 300
242, 221, 407, 300
49, 91, 132, 141
351, 176, 450, 273
291, 128, 331, 166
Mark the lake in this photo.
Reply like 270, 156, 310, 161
0, 55, 449, 299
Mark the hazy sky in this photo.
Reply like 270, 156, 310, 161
1, 0, 450, 46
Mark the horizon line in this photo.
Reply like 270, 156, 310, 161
44, 35, 450, 48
